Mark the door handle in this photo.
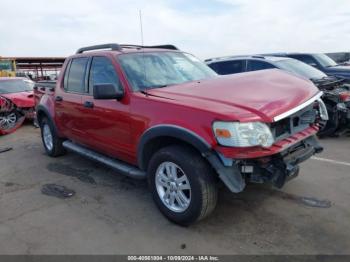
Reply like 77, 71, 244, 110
84, 101, 94, 108
55, 96, 63, 102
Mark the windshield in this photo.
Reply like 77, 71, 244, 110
118, 51, 217, 91
0, 60, 14, 71
275, 58, 327, 80
0, 79, 34, 94
314, 54, 338, 67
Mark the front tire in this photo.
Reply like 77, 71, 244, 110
40, 117, 66, 157
148, 145, 218, 226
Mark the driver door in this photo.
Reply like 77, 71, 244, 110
79, 56, 133, 162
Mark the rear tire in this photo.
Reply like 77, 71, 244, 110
40, 117, 66, 157
148, 145, 218, 226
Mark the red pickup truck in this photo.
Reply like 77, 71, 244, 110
35, 44, 327, 225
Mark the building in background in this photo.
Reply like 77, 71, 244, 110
0, 57, 65, 81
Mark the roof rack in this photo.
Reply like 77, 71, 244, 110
205, 55, 252, 63
76, 43, 179, 54
120, 44, 178, 50
76, 44, 122, 54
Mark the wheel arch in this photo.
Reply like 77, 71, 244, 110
36, 105, 61, 137
137, 125, 212, 171
36, 105, 53, 125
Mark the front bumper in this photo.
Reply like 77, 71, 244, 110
207, 135, 323, 193
242, 136, 323, 188
215, 125, 319, 159
22, 108, 35, 120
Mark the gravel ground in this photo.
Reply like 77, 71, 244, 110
0, 125, 349, 255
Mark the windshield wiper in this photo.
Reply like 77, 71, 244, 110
140, 90, 150, 96
149, 84, 168, 89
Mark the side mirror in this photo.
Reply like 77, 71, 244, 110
93, 84, 124, 100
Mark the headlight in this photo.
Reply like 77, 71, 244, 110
213, 121, 274, 147
317, 98, 329, 121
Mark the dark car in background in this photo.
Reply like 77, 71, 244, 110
326, 52, 350, 65
266, 53, 350, 80
205, 55, 350, 136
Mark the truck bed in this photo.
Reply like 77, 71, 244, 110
34, 81, 56, 107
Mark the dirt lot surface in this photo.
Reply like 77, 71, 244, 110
0, 125, 349, 255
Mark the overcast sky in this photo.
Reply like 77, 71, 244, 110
1, 0, 350, 59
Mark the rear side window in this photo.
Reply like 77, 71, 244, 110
89, 57, 122, 91
65, 57, 89, 93
208, 60, 245, 75
247, 60, 275, 71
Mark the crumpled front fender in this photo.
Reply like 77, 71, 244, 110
0, 95, 26, 136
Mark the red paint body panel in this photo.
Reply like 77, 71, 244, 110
0, 77, 35, 109
80, 94, 134, 163
1, 92, 35, 108
36, 50, 320, 166
146, 70, 319, 123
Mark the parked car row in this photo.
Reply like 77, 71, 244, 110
206, 54, 350, 137
2, 50, 349, 138
1, 44, 349, 225
275, 53, 350, 79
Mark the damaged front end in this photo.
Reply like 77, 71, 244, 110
0, 95, 26, 135
209, 94, 326, 193
211, 135, 323, 193
240, 136, 323, 188
314, 79, 350, 136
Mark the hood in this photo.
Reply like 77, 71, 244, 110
1, 91, 35, 108
147, 69, 319, 122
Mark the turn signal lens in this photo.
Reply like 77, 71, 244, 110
215, 129, 231, 138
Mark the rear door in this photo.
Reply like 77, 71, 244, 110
55, 57, 89, 142
80, 56, 132, 162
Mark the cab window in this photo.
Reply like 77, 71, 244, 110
65, 57, 89, 93
89, 57, 122, 93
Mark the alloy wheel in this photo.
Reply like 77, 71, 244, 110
155, 161, 191, 213
43, 124, 53, 151
0, 112, 17, 130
